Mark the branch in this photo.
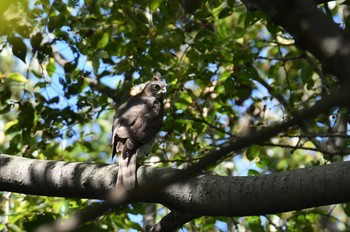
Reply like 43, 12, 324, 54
179, 83, 350, 184
255, 55, 303, 61
35, 203, 112, 232
151, 211, 199, 232
261, 142, 350, 156
2, 154, 350, 217
0, 155, 115, 198
52, 50, 119, 102
250, 0, 350, 81
252, 66, 291, 112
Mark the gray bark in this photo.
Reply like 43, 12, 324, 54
1, 154, 350, 217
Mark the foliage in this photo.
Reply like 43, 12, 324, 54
0, 0, 349, 231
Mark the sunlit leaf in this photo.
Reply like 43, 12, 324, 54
6, 224, 22, 232
46, 58, 56, 77
149, 0, 164, 11
97, 32, 109, 49
5, 120, 19, 131
248, 169, 260, 176
7, 72, 28, 83
5, 119, 22, 134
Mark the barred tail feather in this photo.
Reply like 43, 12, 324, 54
117, 154, 137, 190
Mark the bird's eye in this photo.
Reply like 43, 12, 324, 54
153, 84, 160, 91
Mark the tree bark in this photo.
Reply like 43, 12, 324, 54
1, 154, 350, 217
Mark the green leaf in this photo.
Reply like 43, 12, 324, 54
5, 119, 18, 130
18, 102, 35, 129
248, 169, 260, 176
30, 32, 43, 51
48, 14, 65, 32
227, 0, 236, 8
47, 96, 59, 104
174, 93, 193, 110
218, 8, 232, 19
92, 55, 100, 75
0, 87, 11, 103
0, 104, 11, 114
246, 144, 260, 161
46, 58, 56, 77
16, 25, 32, 38
244, 12, 264, 28
7, 72, 28, 83
248, 216, 264, 232
301, 65, 314, 88
265, 21, 280, 36
64, 62, 77, 73
97, 32, 109, 49
6, 224, 22, 232
343, 203, 350, 216
23, 213, 56, 231
5, 120, 20, 134
8, 36, 27, 63
149, 0, 164, 11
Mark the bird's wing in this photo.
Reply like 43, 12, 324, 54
112, 95, 155, 156
112, 96, 145, 138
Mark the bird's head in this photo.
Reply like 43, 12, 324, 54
142, 81, 167, 100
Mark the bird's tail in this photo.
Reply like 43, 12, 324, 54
117, 154, 137, 190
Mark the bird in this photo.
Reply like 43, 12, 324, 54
111, 80, 167, 190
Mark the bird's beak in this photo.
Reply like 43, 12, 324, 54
159, 85, 167, 94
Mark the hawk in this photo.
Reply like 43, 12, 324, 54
112, 80, 167, 190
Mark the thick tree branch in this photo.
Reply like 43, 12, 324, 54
0, 155, 115, 198
2, 154, 350, 217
